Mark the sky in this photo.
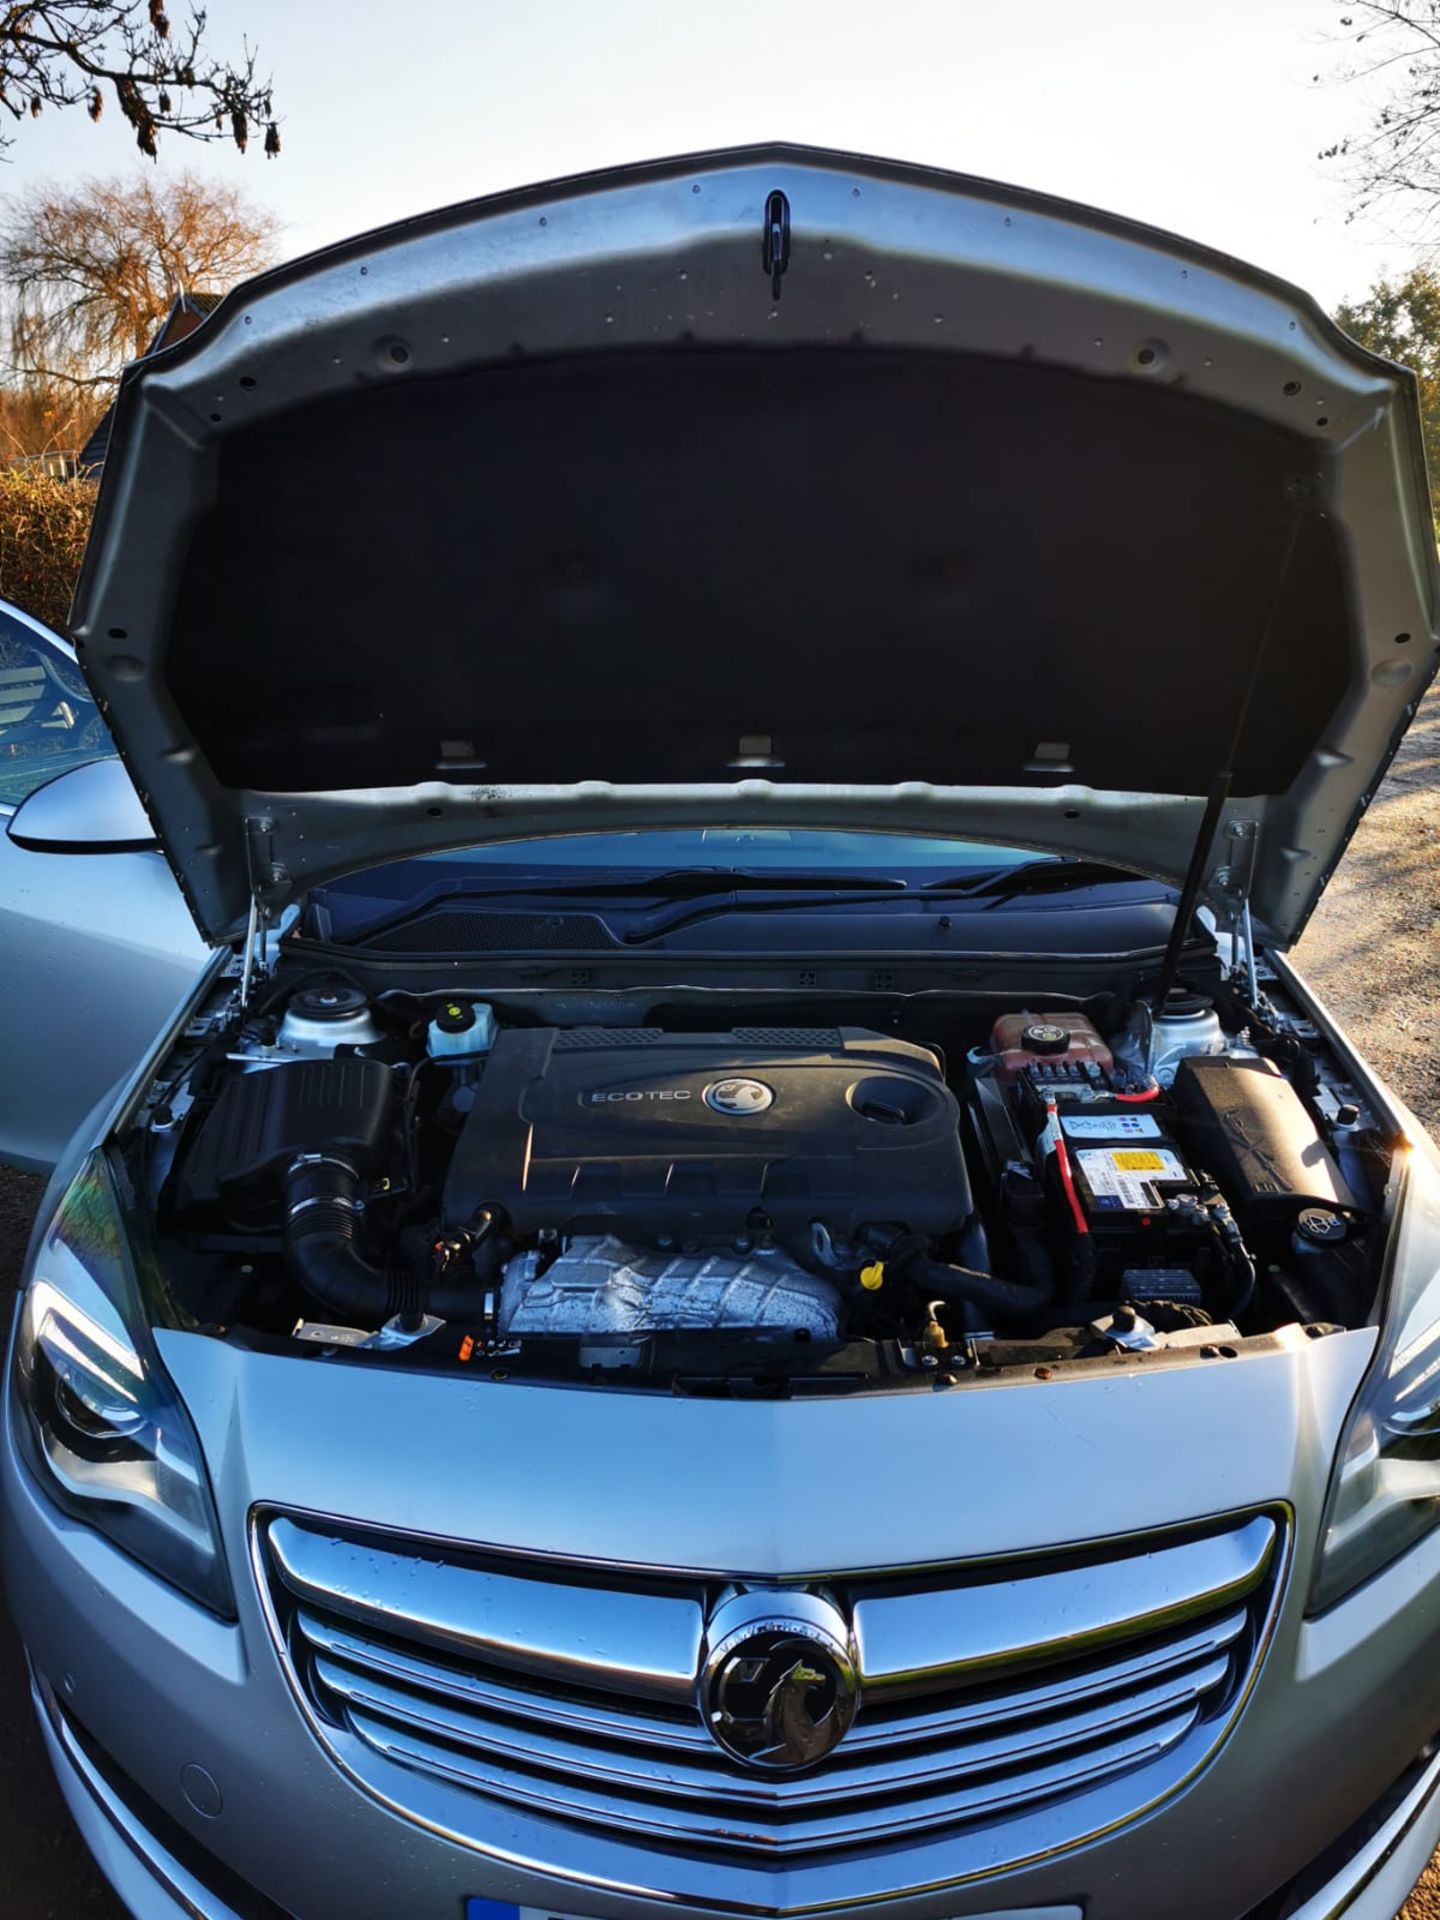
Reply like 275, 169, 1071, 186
0, 0, 1423, 313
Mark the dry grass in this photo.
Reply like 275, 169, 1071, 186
0, 466, 95, 634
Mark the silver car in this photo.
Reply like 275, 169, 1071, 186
4, 146, 1440, 1920
0, 597, 206, 1169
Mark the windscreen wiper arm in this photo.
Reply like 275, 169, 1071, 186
619, 862, 1158, 943
619, 884, 920, 943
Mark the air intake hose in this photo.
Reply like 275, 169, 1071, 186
283, 1155, 422, 1322
283, 1156, 501, 1323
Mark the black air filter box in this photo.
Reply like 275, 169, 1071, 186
1172, 1055, 1358, 1240
176, 1058, 395, 1220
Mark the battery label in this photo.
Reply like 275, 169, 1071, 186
1076, 1146, 1188, 1211
1060, 1112, 1162, 1141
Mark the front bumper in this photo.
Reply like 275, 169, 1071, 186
1283, 1744, 1440, 1920
24, 1580, 1440, 1920
33, 1669, 260, 1920
7, 1227, 1440, 1920
36, 1706, 1440, 1920
9, 1412, 1440, 1920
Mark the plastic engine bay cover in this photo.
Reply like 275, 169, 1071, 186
442, 1026, 970, 1241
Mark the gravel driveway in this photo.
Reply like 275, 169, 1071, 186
0, 687, 1437, 1918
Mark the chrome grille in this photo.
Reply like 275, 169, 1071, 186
261, 1509, 1282, 1866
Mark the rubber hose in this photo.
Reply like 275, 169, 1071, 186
283, 1157, 492, 1323
1218, 1217, 1257, 1322
1013, 1228, 1060, 1305
878, 1230, 1056, 1318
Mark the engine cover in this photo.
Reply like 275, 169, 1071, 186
442, 1026, 969, 1242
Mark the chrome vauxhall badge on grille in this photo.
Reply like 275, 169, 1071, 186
700, 1588, 858, 1771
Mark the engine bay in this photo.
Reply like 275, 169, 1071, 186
136, 961, 1393, 1391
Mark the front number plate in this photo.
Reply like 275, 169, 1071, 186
467, 1905, 590, 1920
468, 1906, 1083, 1920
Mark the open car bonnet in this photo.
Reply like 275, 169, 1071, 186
71, 145, 1439, 949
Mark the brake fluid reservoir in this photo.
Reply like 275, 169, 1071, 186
988, 1012, 1114, 1085
427, 998, 497, 1060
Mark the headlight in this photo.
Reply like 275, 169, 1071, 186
10, 1152, 232, 1615
1311, 1138, 1440, 1612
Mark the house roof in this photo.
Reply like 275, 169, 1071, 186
78, 290, 222, 474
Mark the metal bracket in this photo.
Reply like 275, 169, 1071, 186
1091, 1310, 1159, 1352
1218, 818, 1259, 899
243, 814, 289, 908
238, 898, 266, 1006
1211, 819, 1260, 1004
240, 815, 285, 1005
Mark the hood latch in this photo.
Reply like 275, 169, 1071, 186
762, 190, 791, 302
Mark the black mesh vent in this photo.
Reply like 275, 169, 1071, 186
549, 1026, 848, 1051
731, 1027, 844, 1049
361, 911, 616, 954
552, 1028, 668, 1049
549, 1029, 852, 1059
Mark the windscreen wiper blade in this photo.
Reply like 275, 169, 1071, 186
920, 859, 1149, 901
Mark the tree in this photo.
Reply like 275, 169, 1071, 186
1336, 265, 1440, 523
0, 3, 278, 158
0, 168, 278, 388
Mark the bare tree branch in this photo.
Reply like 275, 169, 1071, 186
0, 3, 280, 159
1319, 2, 1440, 231
12, 360, 128, 386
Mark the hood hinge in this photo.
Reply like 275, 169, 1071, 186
240, 815, 288, 1005
1211, 818, 1260, 1004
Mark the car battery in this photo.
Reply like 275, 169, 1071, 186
1016, 1072, 1216, 1293
1065, 1121, 1193, 1221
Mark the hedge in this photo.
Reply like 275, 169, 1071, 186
0, 466, 97, 634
